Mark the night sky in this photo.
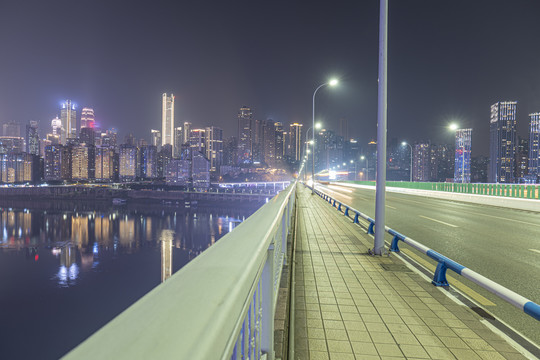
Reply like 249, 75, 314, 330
1, 0, 540, 156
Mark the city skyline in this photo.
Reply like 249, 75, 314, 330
2, 1, 540, 156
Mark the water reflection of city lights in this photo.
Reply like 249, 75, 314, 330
93, 242, 99, 255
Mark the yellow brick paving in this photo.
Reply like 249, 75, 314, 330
293, 185, 528, 360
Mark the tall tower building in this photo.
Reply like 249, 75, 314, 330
413, 143, 431, 182
161, 93, 175, 148
237, 106, 253, 164
26, 121, 40, 156
489, 101, 517, 183
60, 100, 77, 143
454, 129, 472, 183
80, 107, 95, 129
205, 126, 223, 174
288, 123, 303, 162
529, 113, 540, 180
151, 129, 161, 147
183, 122, 191, 145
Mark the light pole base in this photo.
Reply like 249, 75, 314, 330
368, 247, 389, 256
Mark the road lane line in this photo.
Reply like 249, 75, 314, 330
419, 215, 459, 228
386, 205, 397, 209
529, 249, 540, 254
327, 185, 354, 193
401, 249, 496, 306
318, 187, 353, 201
459, 210, 540, 228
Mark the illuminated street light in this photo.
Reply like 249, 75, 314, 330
449, 123, 459, 131
360, 155, 369, 181
312, 79, 339, 194
401, 141, 413, 182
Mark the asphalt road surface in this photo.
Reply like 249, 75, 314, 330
315, 183, 540, 348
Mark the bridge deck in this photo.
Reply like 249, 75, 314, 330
294, 184, 527, 360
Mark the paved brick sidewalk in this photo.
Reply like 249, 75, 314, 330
293, 185, 529, 360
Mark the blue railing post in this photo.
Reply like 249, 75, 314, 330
338, 202, 342, 211
332, 200, 336, 207
390, 235, 400, 252
354, 212, 359, 224
344, 207, 349, 216
432, 261, 449, 286
368, 221, 375, 235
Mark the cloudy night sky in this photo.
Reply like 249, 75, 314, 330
1, 0, 540, 156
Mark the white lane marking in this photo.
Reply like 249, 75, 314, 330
418, 215, 459, 228
459, 210, 540, 228
327, 185, 353, 193
529, 249, 540, 254
319, 187, 353, 201
386, 205, 397, 209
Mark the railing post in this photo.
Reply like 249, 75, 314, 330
390, 235, 400, 252
368, 221, 375, 235
354, 212, 359, 224
344, 207, 349, 216
432, 261, 449, 286
261, 245, 275, 360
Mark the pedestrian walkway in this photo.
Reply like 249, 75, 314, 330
293, 185, 529, 360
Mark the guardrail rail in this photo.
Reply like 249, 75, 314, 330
64, 182, 297, 360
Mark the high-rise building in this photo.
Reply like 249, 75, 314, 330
80, 127, 95, 146
192, 151, 210, 188
0, 153, 34, 183
95, 147, 114, 181
489, 101, 517, 183
140, 145, 158, 179
288, 123, 303, 162
44, 144, 70, 181
26, 121, 40, 156
80, 107, 95, 129
60, 100, 77, 143
151, 129, 161, 147
413, 143, 431, 182
189, 129, 206, 154
454, 129, 472, 183
205, 126, 223, 174
119, 144, 137, 182
71, 145, 89, 180
223, 136, 238, 166
528, 113, 540, 181
275, 122, 284, 166
174, 127, 183, 158
237, 106, 253, 164
183, 122, 191, 145
161, 93, 175, 148
262, 120, 277, 167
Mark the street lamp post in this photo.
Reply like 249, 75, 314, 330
401, 142, 413, 182
304, 123, 321, 184
360, 156, 369, 181
350, 159, 356, 181
312, 79, 338, 194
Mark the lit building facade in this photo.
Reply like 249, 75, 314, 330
489, 101, 517, 183
60, 100, 77, 143
192, 151, 210, 188
95, 147, 114, 181
288, 123, 303, 162
140, 145, 158, 179
71, 145, 89, 180
237, 106, 253, 164
413, 143, 431, 182
165, 159, 190, 185
529, 113, 540, 181
205, 126, 223, 174
80, 107, 95, 129
26, 121, 40, 156
454, 128, 472, 183
161, 93, 175, 148
119, 144, 137, 182
0, 153, 34, 183
44, 144, 70, 181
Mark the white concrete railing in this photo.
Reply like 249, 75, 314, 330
63, 182, 297, 360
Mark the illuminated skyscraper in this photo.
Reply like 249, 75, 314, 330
151, 129, 161, 147
95, 147, 114, 181
413, 143, 431, 182
453, 129, 472, 183
288, 123, 303, 162
44, 144, 70, 181
529, 113, 540, 180
161, 93, 175, 148
80, 107, 95, 129
205, 127, 223, 174
183, 122, 191, 145
174, 127, 183, 158
26, 121, 40, 156
119, 144, 137, 182
140, 145, 158, 179
60, 100, 77, 143
237, 106, 253, 164
489, 101, 517, 183
71, 145, 89, 180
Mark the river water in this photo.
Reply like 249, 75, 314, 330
0, 200, 262, 359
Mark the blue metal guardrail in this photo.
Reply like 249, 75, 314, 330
64, 182, 297, 360
311, 185, 540, 322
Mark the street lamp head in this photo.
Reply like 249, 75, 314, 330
343, 162, 346, 166
449, 123, 459, 131
401, 141, 407, 146
350, 160, 353, 163
329, 79, 339, 87
315, 122, 322, 129
360, 155, 365, 160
